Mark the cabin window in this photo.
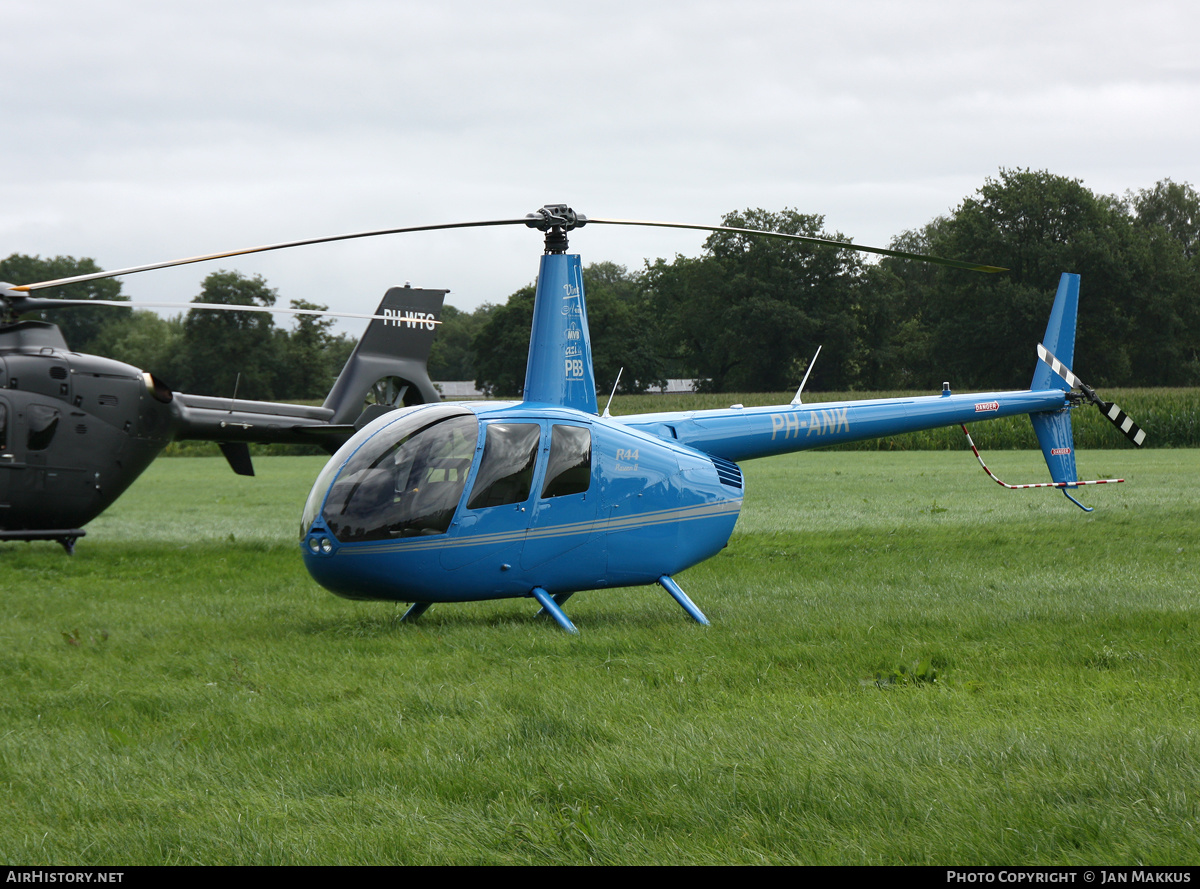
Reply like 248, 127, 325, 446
27, 404, 60, 452
466, 423, 541, 510
321, 407, 478, 542
541, 425, 591, 498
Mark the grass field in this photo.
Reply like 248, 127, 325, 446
2, 449, 1198, 864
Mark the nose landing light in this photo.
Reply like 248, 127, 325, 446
304, 522, 336, 556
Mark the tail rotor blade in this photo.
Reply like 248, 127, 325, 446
1095, 398, 1148, 448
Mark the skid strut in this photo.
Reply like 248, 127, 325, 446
530, 587, 578, 634
659, 575, 710, 626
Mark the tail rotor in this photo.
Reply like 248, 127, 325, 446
1036, 343, 1147, 447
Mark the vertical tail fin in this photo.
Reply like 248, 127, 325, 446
521, 253, 598, 413
1029, 273, 1084, 504
322, 286, 446, 424
1031, 273, 1079, 394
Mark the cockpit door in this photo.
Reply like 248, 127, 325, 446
520, 422, 603, 575
439, 421, 541, 570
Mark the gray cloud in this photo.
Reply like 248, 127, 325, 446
3, 0, 1196, 332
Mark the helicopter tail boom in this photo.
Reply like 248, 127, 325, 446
168, 287, 447, 474
618, 272, 1142, 511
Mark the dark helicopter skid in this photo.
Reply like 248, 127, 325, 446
0, 528, 86, 554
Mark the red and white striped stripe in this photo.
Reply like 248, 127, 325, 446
960, 425, 1124, 489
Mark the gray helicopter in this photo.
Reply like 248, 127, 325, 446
0, 281, 445, 552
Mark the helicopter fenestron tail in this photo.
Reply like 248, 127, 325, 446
321, 285, 446, 424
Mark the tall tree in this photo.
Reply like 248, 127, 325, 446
1126, 179, 1200, 382
906, 170, 1150, 387
427, 303, 497, 381
579, 262, 665, 395
274, 299, 343, 400
177, 270, 280, 399
645, 209, 865, 392
472, 286, 534, 396
471, 264, 665, 398
88, 310, 185, 382
856, 221, 946, 390
1131, 179, 1200, 260
0, 254, 127, 353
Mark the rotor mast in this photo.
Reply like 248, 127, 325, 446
521, 205, 598, 413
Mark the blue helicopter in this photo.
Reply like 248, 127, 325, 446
12, 206, 1144, 629
294, 206, 1145, 632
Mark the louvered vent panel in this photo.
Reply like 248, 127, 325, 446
710, 455, 743, 490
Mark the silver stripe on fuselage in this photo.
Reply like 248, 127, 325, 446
336, 498, 743, 556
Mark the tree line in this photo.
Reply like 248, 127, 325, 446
0, 259, 355, 401
436, 170, 1200, 394
7, 169, 1198, 399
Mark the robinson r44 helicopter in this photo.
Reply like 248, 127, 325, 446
9, 206, 1146, 630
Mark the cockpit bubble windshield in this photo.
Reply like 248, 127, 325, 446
307, 405, 479, 543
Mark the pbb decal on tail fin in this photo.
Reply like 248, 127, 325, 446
521, 252, 599, 413
322, 286, 446, 424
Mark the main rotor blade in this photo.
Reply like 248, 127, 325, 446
587, 217, 1008, 273
10, 206, 1005, 294
6, 296, 439, 325
11, 217, 535, 292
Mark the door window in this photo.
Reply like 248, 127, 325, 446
466, 423, 541, 510
541, 425, 591, 498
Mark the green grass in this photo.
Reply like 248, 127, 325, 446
2, 452, 1198, 864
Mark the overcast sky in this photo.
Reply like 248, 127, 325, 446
3, 0, 1197, 334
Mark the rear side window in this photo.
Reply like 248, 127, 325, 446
541, 425, 591, 498
467, 423, 540, 510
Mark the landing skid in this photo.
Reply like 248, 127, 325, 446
399, 579, 710, 634
0, 529, 86, 554
531, 576, 710, 633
